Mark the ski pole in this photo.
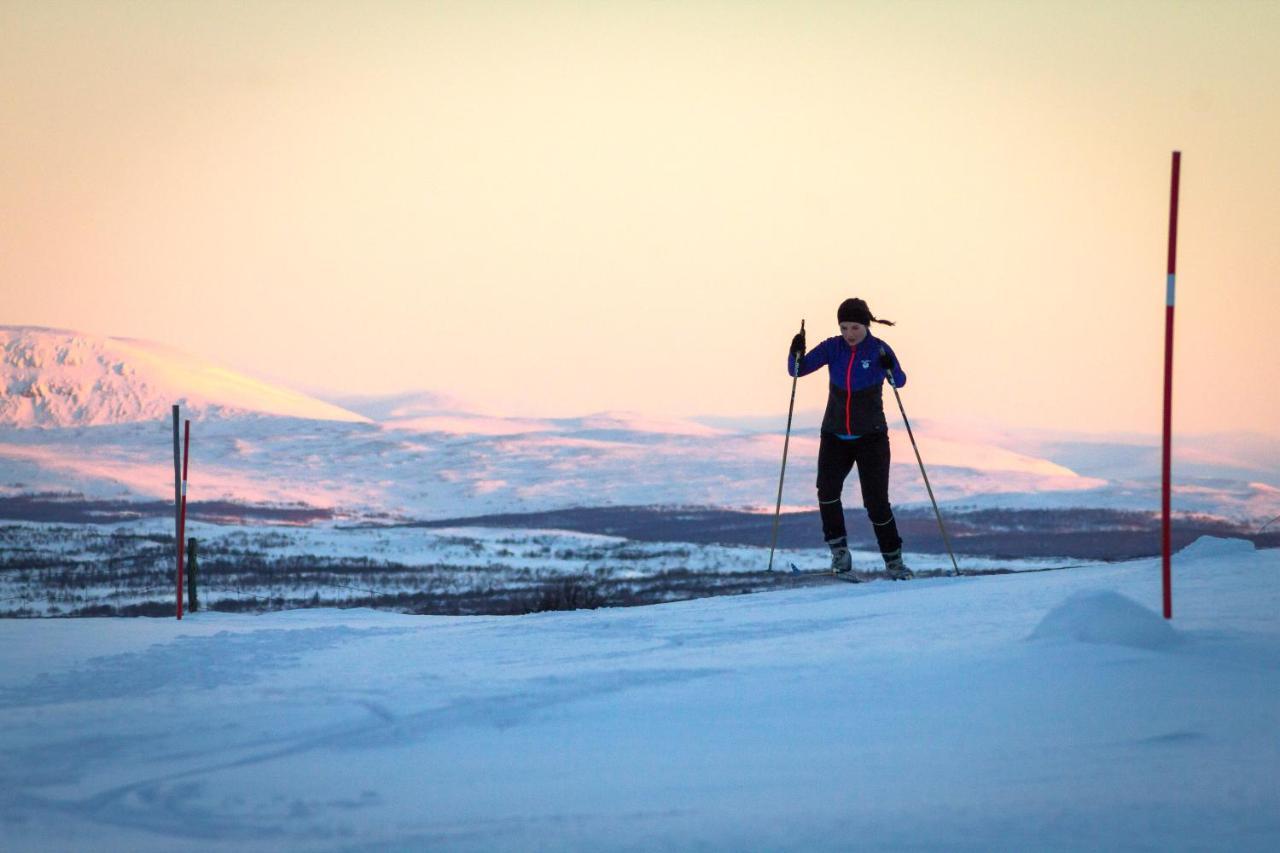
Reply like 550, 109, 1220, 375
882, 353, 961, 576
768, 319, 804, 571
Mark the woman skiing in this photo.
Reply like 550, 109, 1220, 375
787, 298, 913, 580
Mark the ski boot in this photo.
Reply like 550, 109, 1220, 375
828, 539, 854, 575
883, 549, 914, 580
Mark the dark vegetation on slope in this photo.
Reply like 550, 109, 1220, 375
5, 496, 1274, 560
3, 500, 1275, 618
401, 505, 1279, 559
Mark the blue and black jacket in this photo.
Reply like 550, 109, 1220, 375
786, 332, 906, 437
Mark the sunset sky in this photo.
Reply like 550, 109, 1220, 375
4, 1, 1278, 436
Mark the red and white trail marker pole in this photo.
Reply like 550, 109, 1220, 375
172, 406, 182, 619
1162, 151, 1182, 620
177, 420, 190, 620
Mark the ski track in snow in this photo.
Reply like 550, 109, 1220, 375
1, 540, 1277, 851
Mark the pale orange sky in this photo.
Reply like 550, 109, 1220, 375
3, 1, 1278, 435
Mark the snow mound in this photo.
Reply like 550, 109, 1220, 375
1029, 590, 1181, 651
1178, 535, 1256, 560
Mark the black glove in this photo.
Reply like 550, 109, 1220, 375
790, 331, 806, 360
878, 352, 895, 371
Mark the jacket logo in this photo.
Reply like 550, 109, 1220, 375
861, 360, 870, 369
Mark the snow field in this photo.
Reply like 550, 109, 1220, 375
1, 518, 1051, 616
0, 538, 1275, 851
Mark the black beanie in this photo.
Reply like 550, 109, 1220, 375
837, 298, 891, 326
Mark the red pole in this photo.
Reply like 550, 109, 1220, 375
177, 420, 190, 619
1162, 151, 1181, 620
173, 406, 181, 618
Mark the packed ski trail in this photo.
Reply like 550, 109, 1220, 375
1, 538, 1276, 852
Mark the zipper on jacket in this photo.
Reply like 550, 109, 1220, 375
844, 342, 855, 434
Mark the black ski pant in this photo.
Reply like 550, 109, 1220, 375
816, 430, 903, 556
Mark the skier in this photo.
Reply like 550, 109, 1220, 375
787, 298, 914, 580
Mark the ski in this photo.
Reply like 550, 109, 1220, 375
782, 561, 1093, 583
785, 562, 963, 582
786, 564, 864, 583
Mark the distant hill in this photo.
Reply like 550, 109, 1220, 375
0, 326, 368, 427
0, 327, 1273, 525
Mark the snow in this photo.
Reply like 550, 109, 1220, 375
2, 326, 1276, 522
0, 517, 1046, 617
0, 327, 368, 428
1177, 535, 1256, 560
0, 416, 1113, 521
1028, 590, 1182, 650
1, 537, 1276, 851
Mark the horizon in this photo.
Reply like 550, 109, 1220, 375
4, 1, 1278, 436
4, 321, 1280, 447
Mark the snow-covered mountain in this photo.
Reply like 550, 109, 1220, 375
0, 326, 367, 428
0, 326, 1275, 524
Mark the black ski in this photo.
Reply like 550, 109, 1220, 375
786, 562, 959, 582
786, 564, 864, 583
782, 561, 1092, 583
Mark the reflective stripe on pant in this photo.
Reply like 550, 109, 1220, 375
815, 430, 903, 556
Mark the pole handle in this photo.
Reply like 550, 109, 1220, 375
879, 346, 896, 388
